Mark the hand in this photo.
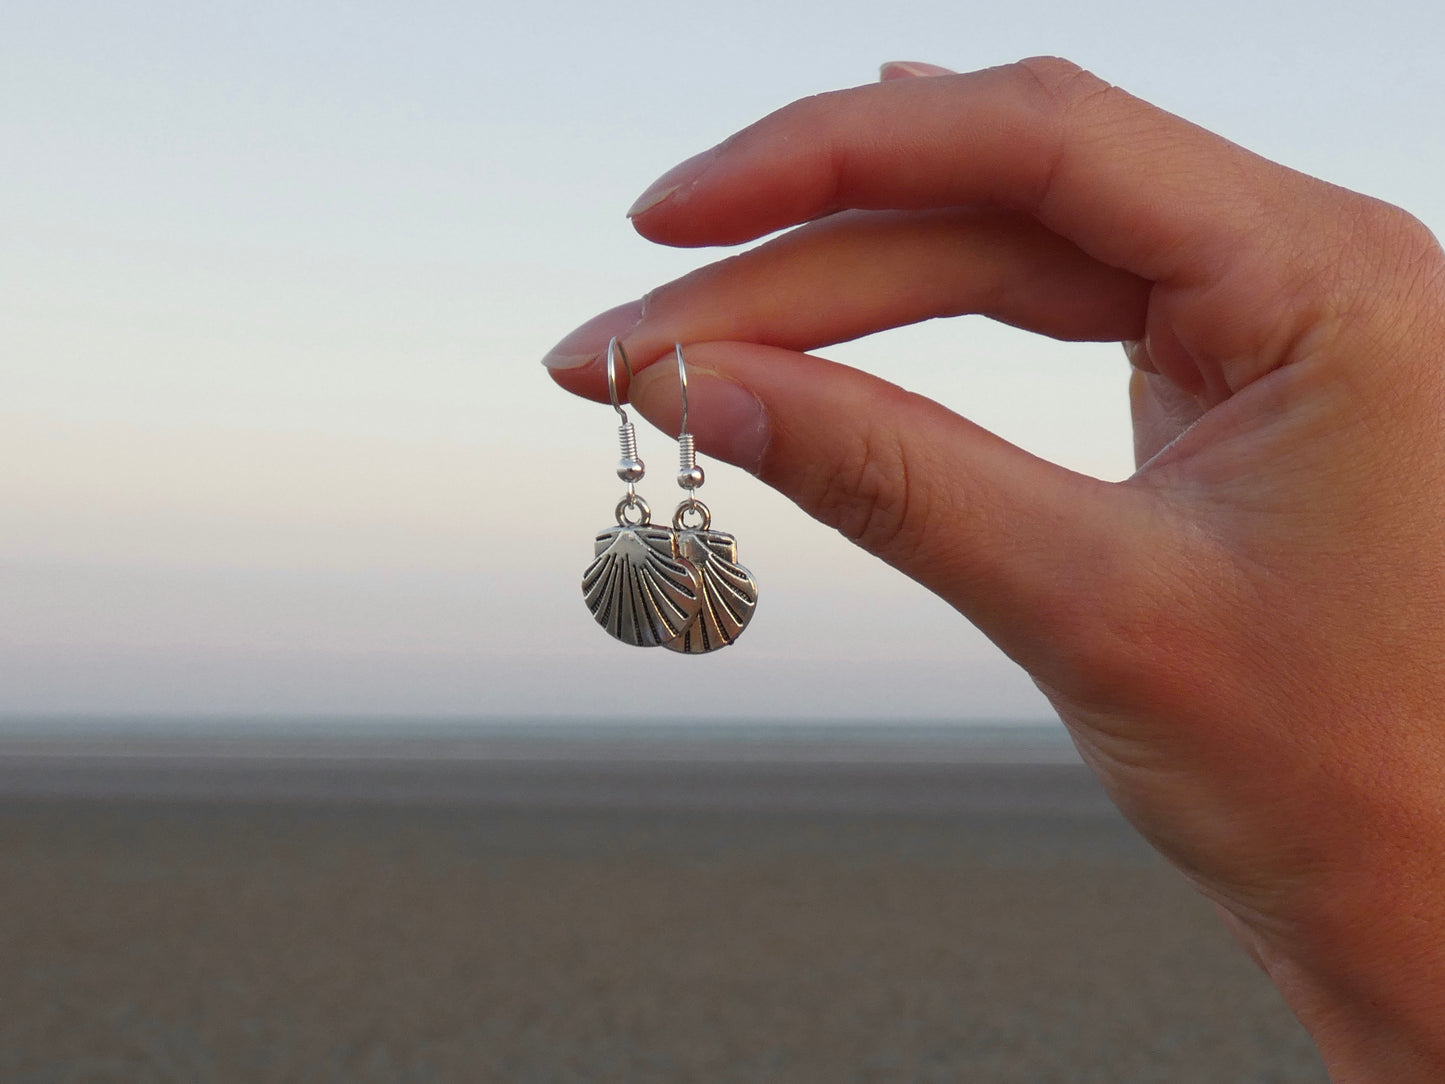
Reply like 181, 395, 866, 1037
544, 58, 1445, 1079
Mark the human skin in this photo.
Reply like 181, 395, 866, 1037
543, 58, 1445, 1080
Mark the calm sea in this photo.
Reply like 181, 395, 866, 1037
0, 716, 1100, 813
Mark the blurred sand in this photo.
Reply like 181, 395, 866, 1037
0, 740, 1328, 1082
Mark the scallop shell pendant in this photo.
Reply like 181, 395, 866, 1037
582, 525, 703, 647
663, 528, 758, 654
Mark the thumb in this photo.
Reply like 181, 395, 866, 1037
628, 341, 1171, 687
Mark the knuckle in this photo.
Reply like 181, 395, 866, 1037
1360, 197, 1436, 247
757, 88, 840, 144
1321, 195, 1445, 322
1005, 58, 1125, 214
809, 421, 922, 560
1346, 197, 1439, 264
1373, 203, 1445, 288
1012, 56, 1112, 110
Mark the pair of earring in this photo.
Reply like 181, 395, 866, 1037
581, 339, 758, 653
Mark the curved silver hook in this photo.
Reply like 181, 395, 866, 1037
606, 337, 634, 424
673, 343, 707, 496
674, 343, 690, 438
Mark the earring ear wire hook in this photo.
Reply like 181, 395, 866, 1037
607, 337, 634, 425
606, 337, 648, 514
673, 343, 706, 498
675, 342, 689, 439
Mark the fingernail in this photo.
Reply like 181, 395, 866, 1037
633, 364, 770, 475
879, 60, 956, 80
541, 299, 645, 370
626, 147, 718, 219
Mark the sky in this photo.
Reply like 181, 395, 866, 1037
2, 0, 1442, 722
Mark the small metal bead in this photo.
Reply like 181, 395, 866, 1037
677, 465, 705, 489
617, 457, 645, 483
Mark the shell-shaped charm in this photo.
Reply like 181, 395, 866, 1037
663, 529, 758, 654
583, 525, 703, 647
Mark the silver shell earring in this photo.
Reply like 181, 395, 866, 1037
580, 338, 703, 647
664, 343, 759, 654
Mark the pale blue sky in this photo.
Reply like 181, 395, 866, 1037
2, 0, 1441, 720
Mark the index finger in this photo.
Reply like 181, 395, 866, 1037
629, 57, 1301, 286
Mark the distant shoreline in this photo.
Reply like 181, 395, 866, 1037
0, 714, 1076, 756
0, 716, 1099, 814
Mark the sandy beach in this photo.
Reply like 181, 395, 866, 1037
0, 725, 1328, 1082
